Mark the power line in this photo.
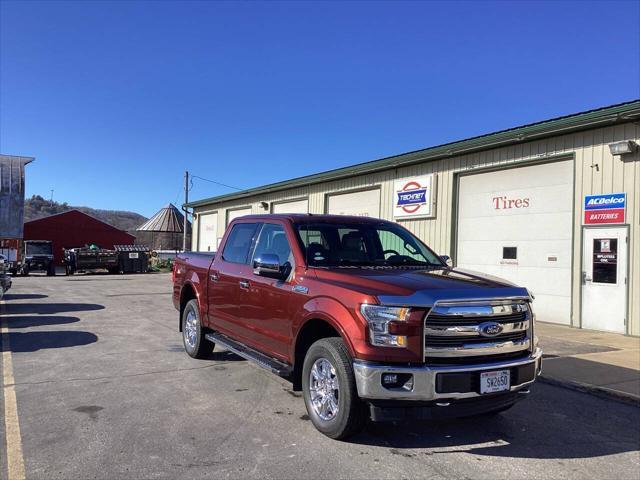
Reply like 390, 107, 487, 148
189, 174, 243, 192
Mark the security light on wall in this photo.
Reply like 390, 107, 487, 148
608, 140, 637, 156
260, 201, 269, 210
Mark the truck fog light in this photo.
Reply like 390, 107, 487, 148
381, 373, 414, 391
382, 373, 398, 385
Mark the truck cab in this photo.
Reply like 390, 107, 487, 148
173, 214, 542, 439
21, 240, 55, 276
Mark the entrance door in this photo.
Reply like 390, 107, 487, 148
582, 226, 628, 333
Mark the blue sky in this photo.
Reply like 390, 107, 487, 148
1, 1, 638, 218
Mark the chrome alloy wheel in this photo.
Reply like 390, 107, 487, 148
184, 309, 198, 349
309, 358, 340, 421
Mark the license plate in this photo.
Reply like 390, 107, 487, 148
480, 369, 510, 394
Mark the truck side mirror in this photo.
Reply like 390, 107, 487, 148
253, 254, 286, 279
440, 255, 453, 267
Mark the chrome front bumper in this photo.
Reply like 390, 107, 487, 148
353, 348, 542, 401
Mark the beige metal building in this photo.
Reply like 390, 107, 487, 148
186, 101, 640, 336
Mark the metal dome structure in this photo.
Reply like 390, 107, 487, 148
137, 204, 190, 251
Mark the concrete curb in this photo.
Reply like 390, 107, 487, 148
538, 375, 640, 407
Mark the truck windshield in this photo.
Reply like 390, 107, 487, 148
25, 243, 52, 255
295, 221, 443, 267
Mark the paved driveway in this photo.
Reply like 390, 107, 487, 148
1, 273, 639, 479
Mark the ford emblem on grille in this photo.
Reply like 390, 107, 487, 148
479, 322, 504, 337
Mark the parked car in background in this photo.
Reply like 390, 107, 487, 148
173, 214, 541, 439
0, 254, 12, 299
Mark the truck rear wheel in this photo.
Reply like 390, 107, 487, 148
302, 337, 367, 440
182, 299, 214, 359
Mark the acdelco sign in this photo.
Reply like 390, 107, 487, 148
393, 174, 435, 219
584, 193, 626, 224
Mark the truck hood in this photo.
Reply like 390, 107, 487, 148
313, 266, 530, 307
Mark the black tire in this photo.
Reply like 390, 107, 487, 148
181, 299, 214, 359
302, 337, 367, 440
47, 264, 55, 276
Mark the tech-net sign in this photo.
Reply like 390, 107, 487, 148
393, 174, 435, 219
584, 193, 626, 224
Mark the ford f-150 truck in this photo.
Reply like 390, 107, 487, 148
173, 214, 541, 439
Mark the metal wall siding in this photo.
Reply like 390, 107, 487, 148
193, 122, 640, 335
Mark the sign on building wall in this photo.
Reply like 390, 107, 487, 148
584, 193, 626, 225
393, 174, 435, 219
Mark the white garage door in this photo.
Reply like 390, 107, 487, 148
227, 207, 252, 225
198, 212, 218, 252
457, 160, 573, 325
272, 199, 308, 214
327, 189, 380, 217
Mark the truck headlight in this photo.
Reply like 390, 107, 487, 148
360, 305, 410, 348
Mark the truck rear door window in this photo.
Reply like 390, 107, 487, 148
221, 223, 259, 264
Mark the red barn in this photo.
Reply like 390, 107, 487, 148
24, 210, 135, 265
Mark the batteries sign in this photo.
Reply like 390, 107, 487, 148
583, 193, 626, 224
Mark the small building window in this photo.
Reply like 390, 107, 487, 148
503, 247, 517, 260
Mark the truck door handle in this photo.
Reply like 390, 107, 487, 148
210, 273, 219, 281
239, 280, 250, 289
582, 272, 592, 284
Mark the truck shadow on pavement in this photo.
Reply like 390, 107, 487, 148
348, 385, 640, 459
2, 302, 105, 315
3, 315, 80, 328
6, 331, 98, 352
2, 293, 49, 300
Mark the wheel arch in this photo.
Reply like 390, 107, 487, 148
178, 282, 199, 332
291, 313, 354, 391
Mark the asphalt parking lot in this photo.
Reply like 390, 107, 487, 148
1, 273, 639, 479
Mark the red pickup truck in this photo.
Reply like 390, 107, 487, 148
173, 214, 541, 439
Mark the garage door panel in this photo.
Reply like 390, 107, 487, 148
227, 207, 252, 224
272, 199, 308, 214
457, 160, 573, 325
531, 295, 571, 325
458, 212, 573, 241
458, 239, 572, 269
459, 184, 572, 220
461, 161, 573, 192
198, 213, 218, 252
327, 189, 380, 217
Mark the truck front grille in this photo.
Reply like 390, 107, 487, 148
426, 311, 526, 326
425, 331, 526, 347
424, 300, 532, 362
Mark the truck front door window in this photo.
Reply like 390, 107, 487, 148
221, 223, 258, 264
253, 224, 293, 266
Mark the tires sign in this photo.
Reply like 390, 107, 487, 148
584, 193, 626, 225
393, 174, 435, 219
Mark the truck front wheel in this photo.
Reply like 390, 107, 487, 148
182, 299, 214, 359
302, 337, 367, 440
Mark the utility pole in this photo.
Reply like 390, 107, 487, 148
50, 189, 54, 206
183, 170, 189, 252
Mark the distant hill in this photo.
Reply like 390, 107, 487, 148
24, 195, 148, 232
